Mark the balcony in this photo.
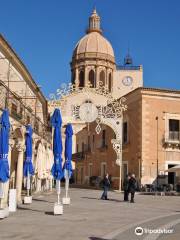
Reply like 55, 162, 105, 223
0, 81, 50, 142
163, 131, 180, 148
11, 109, 23, 121
117, 65, 141, 71
72, 152, 85, 161
169, 131, 180, 141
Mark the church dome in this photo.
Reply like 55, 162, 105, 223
73, 32, 114, 58
71, 9, 115, 90
72, 9, 115, 63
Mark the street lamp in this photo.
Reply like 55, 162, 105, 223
155, 116, 159, 190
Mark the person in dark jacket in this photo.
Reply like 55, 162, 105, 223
123, 174, 130, 201
128, 174, 137, 203
101, 173, 110, 200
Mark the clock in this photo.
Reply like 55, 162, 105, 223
122, 76, 133, 86
79, 102, 98, 122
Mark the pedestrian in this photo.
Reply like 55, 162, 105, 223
101, 173, 110, 200
128, 174, 137, 203
123, 174, 130, 201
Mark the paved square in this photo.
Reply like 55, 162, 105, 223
0, 188, 180, 240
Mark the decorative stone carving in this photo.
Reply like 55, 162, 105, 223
49, 82, 127, 166
9, 139, 15, 150
16, 141, 25, 152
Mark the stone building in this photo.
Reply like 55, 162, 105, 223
74, 87, 180, 189
0, 34, 52, 206
68, 10, 180, 189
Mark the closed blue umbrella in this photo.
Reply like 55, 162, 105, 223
51, 108, 63, 180
63, 123, 73, 201
63, 124, 73, 178
23, 125, 34, 177
0, 109, 10, 183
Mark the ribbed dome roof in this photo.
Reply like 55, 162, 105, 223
73, 32, 114, 58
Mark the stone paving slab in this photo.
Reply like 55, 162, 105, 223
0, 188, 179, 240
112, 214, 180, 240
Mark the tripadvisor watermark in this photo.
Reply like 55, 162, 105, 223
135, 226, 174, 236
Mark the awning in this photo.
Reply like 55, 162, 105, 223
165, 165, 180, 173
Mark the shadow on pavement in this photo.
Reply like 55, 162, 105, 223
17, 206, 44, 213
89, 237, 110, 240
82, 197, 123, 203
33, 198, 54, 203
45, 211, 54, 216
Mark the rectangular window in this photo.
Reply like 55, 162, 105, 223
101, 163, 106, 178
89, 164, 92, 177
123, 163, 128, 180
76, 144, 79, 153
11, 103, 17, 114
169, 119, 180, 140
26, 115, 31, 124
80, 167, 84, 184
88, 136, 91, 151
92, 134, 95, 149
102, 130, 106, 147
20, 106, 23, 118
123, 122, 128, 144
82, 142, 85, 153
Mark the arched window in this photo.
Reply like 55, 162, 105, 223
100, 70, 105, 87
71, 71, 75, 85
79, 71, 84, 88
89, 70, 95, 88
108, 73, 112, 92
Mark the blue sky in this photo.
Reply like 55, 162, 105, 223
0, 0, 180, 97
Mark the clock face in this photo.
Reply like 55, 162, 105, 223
79, 103, 98, 123
122, 76, 133, 86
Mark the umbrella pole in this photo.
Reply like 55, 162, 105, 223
0, 182, 4, 209
27, 179, 29, 197
27, 172, 30, 197
24, 171, 33, 204
65, 172, 69, 199
54, 179, 63, 215
56, 180, 61, 205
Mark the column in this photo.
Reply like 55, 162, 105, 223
85, 66, 88, 87
96, 66, 99, 88
31, 140, 36, 192
75, 68, 79, 89
105, 67, 108, 88
1, 139, 14, 208
16, 141, 25, 203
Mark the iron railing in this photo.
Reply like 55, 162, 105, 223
168, 131, 180, 141
117, 65, 141, 70
0, 81, 50, 142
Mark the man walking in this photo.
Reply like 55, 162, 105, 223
101, 173, 110, 200
128, 174, 137, 203
123, 174, 130, 201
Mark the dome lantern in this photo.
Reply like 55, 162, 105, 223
87, 8, 102, 34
